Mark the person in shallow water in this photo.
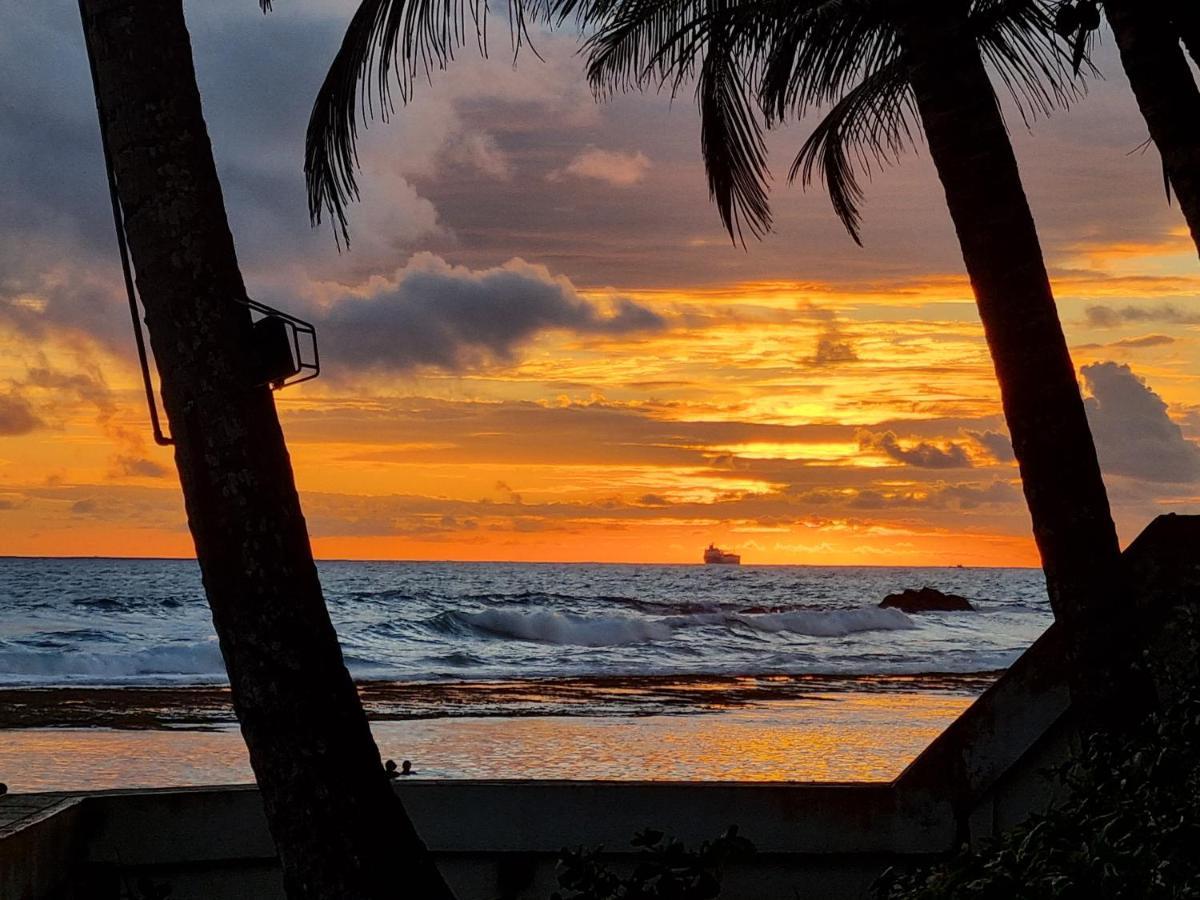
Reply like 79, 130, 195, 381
385, 759, 413, 778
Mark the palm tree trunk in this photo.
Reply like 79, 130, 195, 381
893, 0, 1148, 727
1170, 0, 1200, 71
80, 2, 455, 897
1105, 0, 1200, 259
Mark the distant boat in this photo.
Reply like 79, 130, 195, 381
703, 544, 741, 565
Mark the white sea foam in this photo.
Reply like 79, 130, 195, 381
0, 642, 225, 684
453, 609, 674, 646
446, 605, 913, 647
726, 607, 916, 637
0, 558, 1053, 685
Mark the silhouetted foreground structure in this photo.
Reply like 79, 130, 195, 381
77, 1, 451, 896
4, 516, 1196, 899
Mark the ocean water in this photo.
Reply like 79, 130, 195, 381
0, 558, 1051, 688
0, 559, 1054, 785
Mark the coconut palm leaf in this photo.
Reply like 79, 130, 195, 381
788, 59, 914, 245
306, 0, 555, 244
582, 1, 871, 242
581, 2, 776, 240
697, 19, 772, 242
752, 3, 901, 241
305, 0, 1079, 246
580, 1, 783, 97
757, 2, 894, 123
579, 0, 715, 95
583, 0, 1077, 242
765, 0, 1075, 238
972, 0, 1080, 124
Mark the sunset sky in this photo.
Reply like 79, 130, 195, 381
2, 3, 1199, 565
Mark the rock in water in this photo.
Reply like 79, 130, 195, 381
880, 586, 975, 612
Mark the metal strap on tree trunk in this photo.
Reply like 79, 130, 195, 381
76, 0, 321, 446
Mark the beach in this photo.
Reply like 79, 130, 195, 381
0, 685, 976, 791
0, 558, 1047, 791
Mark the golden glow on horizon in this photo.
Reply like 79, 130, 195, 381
2, 233, 1198, 564
702, 441, 864, 462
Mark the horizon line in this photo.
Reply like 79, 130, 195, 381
0, 553, 1042, 570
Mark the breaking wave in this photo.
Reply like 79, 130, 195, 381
722, 607, 916, 636
435, 610, 674, 646
428, 606, 915, 647
0, 558, 1053, 686
0, 641, 226, 685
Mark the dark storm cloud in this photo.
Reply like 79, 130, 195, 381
284, 480, 1027, 538
2, 2, 1190, 343
1082, 362, 1200, 483
858, 430, 974, 469
23, 367, 114, 417
70, 499, 100, 515
0, 393, 42, 436
965, 429, 1015, 463
1076, 333, 1180, 351
18, 484, 187, 527
320, 254, 665, 374
0, 9, 113, 244
0, 4, 665, 378
0, 265, 128, 349
0, 3, 365, 346
0, 4, 662, 357
846, 479, 1019, 510
808, 328, 858, 367
281, 396, 853, 467
0, 8, 135, 348
112, 456, 171, 479
937, 480, 1022, 508
1109, 334, 1176, 349
1085, 304, 1200, 328
278, 398, 1020, 484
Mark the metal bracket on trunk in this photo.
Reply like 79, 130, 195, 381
239, 296, 320, 390
78, 0, 319, 448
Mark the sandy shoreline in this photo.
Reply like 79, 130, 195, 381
0, 671, 997, 729
0, 676, 991, 789
0, 675, 993, 789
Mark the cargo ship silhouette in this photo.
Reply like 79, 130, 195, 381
703, 544, 741, 565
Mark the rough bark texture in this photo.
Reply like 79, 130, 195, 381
894, 0, 1148, 727
80, 2, 456, 897
1106, 0, 1200, 259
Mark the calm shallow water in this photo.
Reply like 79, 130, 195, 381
0, 691, 973, 790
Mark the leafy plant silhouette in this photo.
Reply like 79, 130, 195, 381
874, 683, 1200, 899
552, 827, 755, 900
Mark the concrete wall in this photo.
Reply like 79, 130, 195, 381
0, 795, 82, 900
4, 782, 950, 900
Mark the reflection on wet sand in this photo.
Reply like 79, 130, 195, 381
1, 691, 974, 791
0, 672, 995, 729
